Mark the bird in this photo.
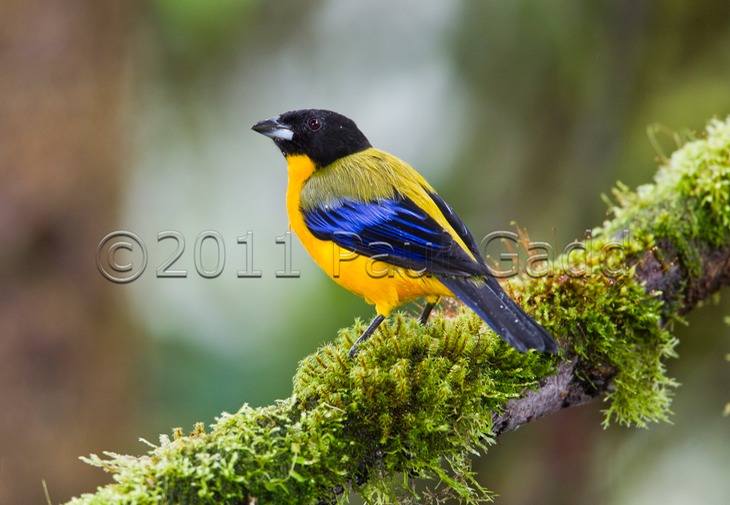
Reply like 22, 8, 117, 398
252, 109, 557, 358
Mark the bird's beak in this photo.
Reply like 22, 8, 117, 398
252, 116, 294, 141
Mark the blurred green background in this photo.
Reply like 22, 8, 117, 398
1, 1, 729, 503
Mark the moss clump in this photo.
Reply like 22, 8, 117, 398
522, 117, 730, 427
71, 314, 556, 505
591, 116, 730, 422
67, 116, 730, 504
601, 117, 730, 274
293, 312, 557, 503
521, 260, 679, 427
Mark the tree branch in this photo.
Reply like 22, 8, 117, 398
494, 240, 730, 435
66, 117, 730, 505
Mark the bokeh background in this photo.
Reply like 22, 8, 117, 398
2, 1, 729, 503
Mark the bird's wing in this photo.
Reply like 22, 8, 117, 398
425, 191, 487, 269
303, 193, 488, 276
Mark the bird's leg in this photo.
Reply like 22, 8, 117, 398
348, 314, 385, 359
417, 296, 441, 325
417, 302, 436, 325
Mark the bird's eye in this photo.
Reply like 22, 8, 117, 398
306, 116, 321, 131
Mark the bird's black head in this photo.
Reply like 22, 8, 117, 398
252, 109, 372, 168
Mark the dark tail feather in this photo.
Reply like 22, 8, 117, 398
438, 276, 557, 354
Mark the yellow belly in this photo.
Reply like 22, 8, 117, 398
295, 232, 452, 315
285, 154, 453, 316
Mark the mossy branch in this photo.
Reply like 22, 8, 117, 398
66, 117, 730, 505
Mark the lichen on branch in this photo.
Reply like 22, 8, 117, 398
66, 116, 730, 505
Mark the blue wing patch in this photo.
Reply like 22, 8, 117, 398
303, 194, 486, 276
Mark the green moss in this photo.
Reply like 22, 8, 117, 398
71, 315, 555, 505
67, 116, 730, 504
601, 117, 730, 271
536, 116, 730, 427
522, 260, 679, 427
589, 116, 730, 424
293, 312, 556, 503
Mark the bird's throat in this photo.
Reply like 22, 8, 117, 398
285, 154, 318, 187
